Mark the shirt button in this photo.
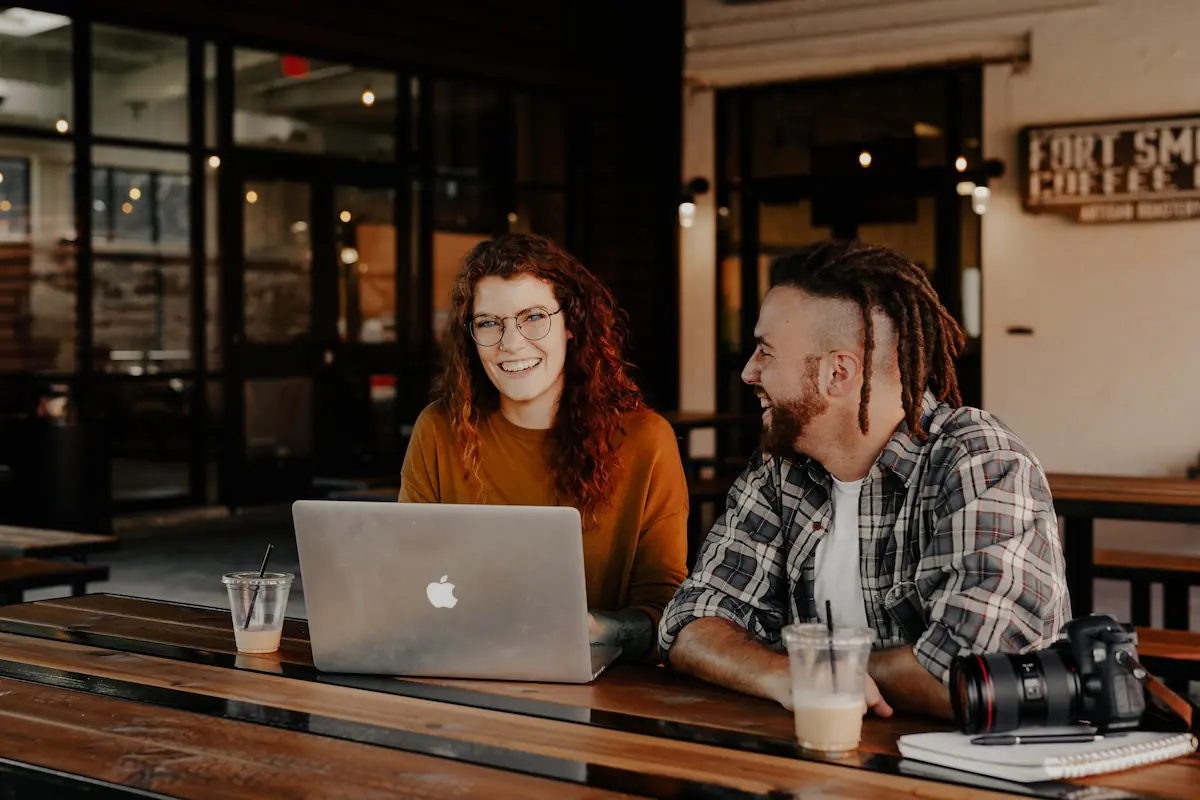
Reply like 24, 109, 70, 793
813, 522, 823, 531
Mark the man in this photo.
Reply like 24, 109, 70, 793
658, 240, 1070, 719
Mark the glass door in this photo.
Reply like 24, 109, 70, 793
222, 156, 406, 507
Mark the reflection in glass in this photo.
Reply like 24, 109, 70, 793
243, 180, 310, 343
516, 93, 565, 185
433, 81, 505, 179
92, 148, 190, 373
92, 25, 188, 143
335, 187, 395, 343
0, 9, 73, 133
234, 49, 395, 160
511, 190, 565, 246
0, 137, 75, 372
102, 379, 192, 502
245, 378, 311, 459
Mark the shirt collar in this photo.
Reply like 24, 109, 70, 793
875, 389, 945, 487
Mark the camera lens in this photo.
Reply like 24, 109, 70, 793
950, 649, 1081, 734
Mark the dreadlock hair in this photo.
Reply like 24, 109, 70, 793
768, 240, 966, 440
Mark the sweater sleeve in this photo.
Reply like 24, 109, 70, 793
398, 406, 443, 503
623, 416, 690, 627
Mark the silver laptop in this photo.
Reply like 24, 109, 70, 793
291, 499, 621, 683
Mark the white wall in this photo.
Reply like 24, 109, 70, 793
982, 0, 1200, 477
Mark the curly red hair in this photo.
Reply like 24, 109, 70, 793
434, 233, 645, 520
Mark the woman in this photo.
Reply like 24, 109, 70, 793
399, 233, 688, 662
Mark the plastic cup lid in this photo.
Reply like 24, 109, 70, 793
782, 622, 874, 648
222, 571, 294, 586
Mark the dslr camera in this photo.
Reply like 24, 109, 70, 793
950, 614, 1145, 734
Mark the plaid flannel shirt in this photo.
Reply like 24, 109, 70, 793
659, 391, 1071, 684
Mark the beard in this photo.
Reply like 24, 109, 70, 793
759, 359, 828, 458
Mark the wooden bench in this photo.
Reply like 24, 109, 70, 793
1094, 549, 1200, 630
0, 557, 109, 605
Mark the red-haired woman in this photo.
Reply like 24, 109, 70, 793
399, 233, 688, 662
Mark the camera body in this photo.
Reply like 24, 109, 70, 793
950, 614, 1145, 734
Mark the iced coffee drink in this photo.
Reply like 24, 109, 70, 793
782, 623, 874, 755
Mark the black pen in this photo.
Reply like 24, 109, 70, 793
971, 733, 1115, 746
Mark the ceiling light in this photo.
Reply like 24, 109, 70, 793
858, 151, 872, 168
54, 118, 69, 134
955, 155, 968, 172
340, 210, 352, 223
361, 89, 376, 107
208, 155, 221, 169
246, 190, 258, 204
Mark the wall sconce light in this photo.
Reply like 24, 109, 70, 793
679, 177, 710, 229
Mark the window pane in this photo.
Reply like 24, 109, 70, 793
0, 158, 31, 235
434, 178, 502, 234
234, 49, 395, 160
92, 147, 190, 373
0, 9, 72, 134
335, 187, 395, 343
244, 180, 310, 343
0, 137, 75, 372
433, 81, 506, 179
245, 377, 310, 458
157, 173, 189, 244
511, 189, 564, 245
516, 93, 564, 185
102, 379, 192, 502
112, 170, 153, 243
92, 25, 187, 143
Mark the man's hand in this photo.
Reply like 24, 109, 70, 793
868, 646, 952, 719
864, 674, 894, 717
589, 610, 656, 662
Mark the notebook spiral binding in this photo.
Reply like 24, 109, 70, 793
1050, 733, 1198, 780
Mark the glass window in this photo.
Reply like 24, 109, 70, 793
234, 49, 395, 160
91, 147, 190, 373
0, 157, 31, 236
243, 180, 310, 343
511, 189, 565, 245
0, 9, 73, 134
433, 81, 506, 179
0, 136, 75, 372
751, 73, 950, 178
334, 186, 395, 343
157, 173, 190, 245
92, 25, 188, 144
111, 169, 153, 243
516, 93, 565, 185
101, 379, 192, 502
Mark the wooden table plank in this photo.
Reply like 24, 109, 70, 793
0, 675, 620, 800
5, 596, 1198, 799
0, 525, 118, 558
0, 631, 1026, 800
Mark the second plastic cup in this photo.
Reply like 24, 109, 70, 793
222, 571, 294, 653
782, 623, 874, 755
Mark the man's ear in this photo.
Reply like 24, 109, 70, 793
826, 351, 863, 398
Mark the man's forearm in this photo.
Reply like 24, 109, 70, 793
666, 618, 790, 707
869, 646, 952, 718
591, 610, 656, 662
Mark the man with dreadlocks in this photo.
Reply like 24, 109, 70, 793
658, 240, 1069, 718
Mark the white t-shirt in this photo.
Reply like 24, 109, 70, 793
813, 477, 871, 629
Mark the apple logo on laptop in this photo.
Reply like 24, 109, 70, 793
426, 575, 457, 609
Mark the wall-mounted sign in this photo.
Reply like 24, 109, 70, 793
1020, 114, 1200, 223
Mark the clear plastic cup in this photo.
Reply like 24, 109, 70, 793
782, 623, 874, 755
222, 571, 294, 654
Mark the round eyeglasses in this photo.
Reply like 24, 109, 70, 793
468, 307, 564, 346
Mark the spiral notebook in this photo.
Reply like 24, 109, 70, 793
897, 726, 1197, 783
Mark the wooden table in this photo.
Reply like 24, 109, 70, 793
0, 595, 1192, 798
1047, 473, 1200, 623
0, 524, 118, 560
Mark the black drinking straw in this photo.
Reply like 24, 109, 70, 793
242, 543, 274, 630
825, 599, 837, 693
